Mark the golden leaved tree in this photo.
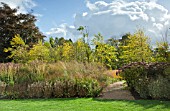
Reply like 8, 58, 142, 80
119, 30, 152, 64
4, 34, 29, 63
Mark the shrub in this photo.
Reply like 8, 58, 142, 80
120, 62, 170, 100
0, 81, 6, 98
52, 77, 102, 98
0, 61, 109, 99
0, 63, 18, 84
148, 76, 170, 99
76, 78, 101, 97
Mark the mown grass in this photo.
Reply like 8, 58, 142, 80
0, 98, 170, 111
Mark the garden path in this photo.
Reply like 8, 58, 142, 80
98, 81, 141, 100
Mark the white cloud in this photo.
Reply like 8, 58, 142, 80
86, 0, 98, 11
153, 23, 163, 30
0, 0, 36, 13
46, 0, 170, 44
46, 24, 67, 37
82, 12, 88, 17
150, 0, 158, 3
46, 23, 81, 41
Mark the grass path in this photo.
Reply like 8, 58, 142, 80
0, 98, 170, 111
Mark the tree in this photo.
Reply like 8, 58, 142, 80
4, 35, 51, 63
0, 3, 44, 62
4, 34, 29, 63
74, 38, 90, 62
113, 33, 131, 67
153, 41, 170, 62
92, 33, 104, 45
92, 33, 117, 69
107, 38, 119, 48
153, 28, 170, 62
120, 30, 152, 64
49, 37, 55, 48
45, 37, 74, 62
77, 26, 89, 44
77, 26, 91, 62
61, 42, 74, 61
29, 41, 50, 62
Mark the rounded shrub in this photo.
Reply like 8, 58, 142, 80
120, 62, 170, 100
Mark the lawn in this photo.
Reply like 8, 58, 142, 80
0, 98, 170, 111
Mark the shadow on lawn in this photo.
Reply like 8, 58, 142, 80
93, 98, 170, 110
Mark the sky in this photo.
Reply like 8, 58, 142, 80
0, 0, 170, 45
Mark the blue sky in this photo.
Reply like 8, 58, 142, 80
32, 0, 116, 34
33, 0, 87, 32
0, 0, 170, 44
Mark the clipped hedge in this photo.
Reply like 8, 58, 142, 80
120, 62, 170, 100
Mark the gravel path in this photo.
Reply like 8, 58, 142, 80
98, 81, 140, 100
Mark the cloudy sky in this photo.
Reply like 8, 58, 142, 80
0, 0, 170, 44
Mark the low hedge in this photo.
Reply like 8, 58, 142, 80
120, 62, 170, 100
0, 77, 102, 99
